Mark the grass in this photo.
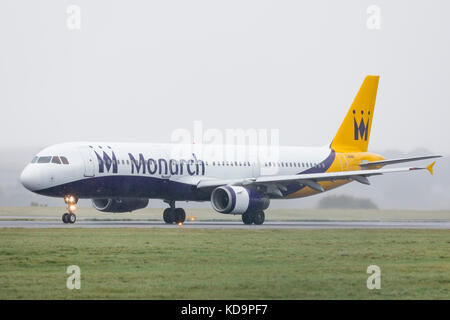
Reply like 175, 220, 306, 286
0, 228, 449, 299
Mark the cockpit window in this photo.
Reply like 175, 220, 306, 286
60, 156, 69, 165
37, 156, 52, 163
31, 156, 38, 163
51, 156, 62, 164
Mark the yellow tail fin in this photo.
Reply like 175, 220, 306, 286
331, 75, 380, 152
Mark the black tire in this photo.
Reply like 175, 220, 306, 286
68, 214, 76, 224
62, 213, 70, 224
253, 211, 265, 225
174, 208, 186, 223
163, 208, 174, 224
242, 212, 252, 225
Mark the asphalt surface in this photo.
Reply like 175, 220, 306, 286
0, 220, 449, 229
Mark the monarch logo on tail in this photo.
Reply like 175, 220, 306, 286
353, 110, 370, 141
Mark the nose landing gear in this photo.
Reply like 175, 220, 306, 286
62, 195, 78, 224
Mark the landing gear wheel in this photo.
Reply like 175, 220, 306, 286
163, 208, 174, 224
253, 211, 265, 225
174, 208, 186, 224
63, 195, 78, 224
242, 212, 252, 225
62, 213, 70, 224
68, 213, 76, 224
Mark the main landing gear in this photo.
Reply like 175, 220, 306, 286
242, 211, 265, 225
163, 200, 186, 224
62, 195, 78, 224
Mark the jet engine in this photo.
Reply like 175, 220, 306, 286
211, 186, 270, 214
92, 198, 149, 213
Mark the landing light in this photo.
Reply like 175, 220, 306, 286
177, 222, 183, 227
69, 204, 77, 213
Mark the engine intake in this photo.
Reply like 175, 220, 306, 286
92, 198, 149, 213
211, 186, 270, 214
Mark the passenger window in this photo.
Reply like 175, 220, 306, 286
51, 156, 61, 164
60, 156, 69, 164
31, 156, 38, 163
37, 156, 51, 163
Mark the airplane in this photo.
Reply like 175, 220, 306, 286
20, 75, 441, 225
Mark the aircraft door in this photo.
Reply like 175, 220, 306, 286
78, 146, 96, 177
252, 161, 260, 178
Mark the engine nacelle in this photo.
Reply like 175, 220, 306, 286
211, 186, 270, 214
92, 198, 149, 213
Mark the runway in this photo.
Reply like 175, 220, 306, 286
0, 220, 449, 229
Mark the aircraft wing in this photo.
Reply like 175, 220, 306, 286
359, 155, 442, 168
196, 162, 436, 193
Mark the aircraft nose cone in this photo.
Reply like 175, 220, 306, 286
20, 165, 40, 191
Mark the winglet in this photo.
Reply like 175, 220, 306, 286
426, 161, 436, 175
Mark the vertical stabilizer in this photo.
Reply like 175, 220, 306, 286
331, 75, 379, 152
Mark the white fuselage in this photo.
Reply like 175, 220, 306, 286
20, 142, 334, 201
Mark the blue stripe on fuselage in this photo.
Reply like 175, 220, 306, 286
282, 149, 336, 196
34, 175, 210, 201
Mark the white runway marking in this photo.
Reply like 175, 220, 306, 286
0, 220, 449, 229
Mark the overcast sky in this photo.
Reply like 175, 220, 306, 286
1, 0, 449, 154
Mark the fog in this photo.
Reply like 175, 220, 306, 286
0, 1, 449, 209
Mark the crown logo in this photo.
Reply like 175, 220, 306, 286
353, 110, 370, 141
